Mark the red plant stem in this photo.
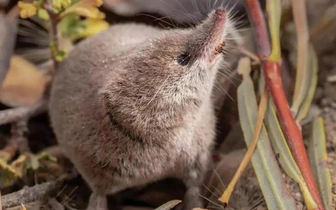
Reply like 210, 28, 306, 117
264, 62, 323, 210
245, 0, 271, 59
245, 0, 324, 209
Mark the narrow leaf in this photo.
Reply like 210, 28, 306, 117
290, 0, 318, 123
218, 85, 268, 205
266, 0, 282, 62
236, 57, 298, 209
264, 101, 317, 209
295, 44, 318, 122
308, 117, 333, 210
20, 204, 27, 210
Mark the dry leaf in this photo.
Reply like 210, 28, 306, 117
0, 55, 49, 107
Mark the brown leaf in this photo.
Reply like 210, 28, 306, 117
0, 55, 49, 107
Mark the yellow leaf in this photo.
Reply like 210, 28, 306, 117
0, 55, 50, 107
18, 1, 37, 18
72, 18, 109, 40
0, 159, 20, 188
60, 0, 106, 19
20, 204, 27, 210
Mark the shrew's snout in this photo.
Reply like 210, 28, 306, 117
193, 8, 227, 62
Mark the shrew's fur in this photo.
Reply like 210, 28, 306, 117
49, 9, 234, 210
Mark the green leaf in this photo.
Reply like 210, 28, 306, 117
264, 100, 317, 209
52, 0, 71, 10
50, 41, 67, 62
295, 44, 318, 122
154, 200, 182, 210
30, 155, 40, 170
37, 152, 58, 162
70, 0, 80, 4
284, 5, 319, 123
0, 159, 20, 188
37, 9, 49, 20
54, 50, 67, 62
33, 0, 44, 6
237, 57, 298, 210
256, 71, 317, 209
69, 18, 109, 41
287, 38, 318, 123
59, 14, 86, 39
281, 21, 318, 124
308, 117, 333, 210
266, 0, 282, 62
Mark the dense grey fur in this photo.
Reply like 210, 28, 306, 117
49, 9, 231, 210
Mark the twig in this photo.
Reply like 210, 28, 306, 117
0, 99, 47, 126
245, 0, 324, 209
1, 181, 61, 209
42, 0, 61, 71
237, 45, 260, 64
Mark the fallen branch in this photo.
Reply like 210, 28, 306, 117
1, 181, 61, 209
0, 98, 47, 126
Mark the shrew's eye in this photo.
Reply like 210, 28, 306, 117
176, 53, 191, 66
